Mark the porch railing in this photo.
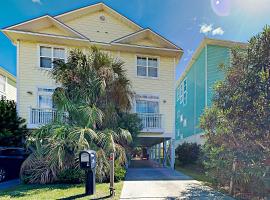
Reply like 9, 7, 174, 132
29, 108, 67, 126
137, 113, 163, 130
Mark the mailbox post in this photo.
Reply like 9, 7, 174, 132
79, 150, 97, 195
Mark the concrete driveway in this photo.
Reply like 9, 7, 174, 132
120, 167, 234, 200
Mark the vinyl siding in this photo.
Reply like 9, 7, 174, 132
207, 45, 230, 105
36, 26, 72, 37
18, 41, 175, 136
175, 45, 231, 144
131, 38, 164, 48
18, 41, 57, 120
64, 11, 137, 43
6, 78, 16, 101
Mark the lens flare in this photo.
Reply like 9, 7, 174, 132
211, 0, 231, 16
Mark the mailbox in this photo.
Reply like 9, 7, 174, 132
79, 150, 96, 169
79, 150, 97, 195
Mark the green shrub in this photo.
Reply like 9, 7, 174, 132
0, 99, 27, 146
175, 142, 201, 166
58, 168, 85, 184
114, 164, 126, 182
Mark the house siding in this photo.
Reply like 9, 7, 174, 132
176, 45, 230, 144
18, 41, 175, 136
63, 11, 137, 43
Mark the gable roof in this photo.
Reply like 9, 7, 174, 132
177, 38, 247, 85
2, 2, 183, 57
0, 67, 16, 82
55, 3, 142, 31
112, 28, 182, 50
4, 15, 87, 39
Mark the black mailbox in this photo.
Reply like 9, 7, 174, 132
79, 150, 97, 195
79, 150, 96, 169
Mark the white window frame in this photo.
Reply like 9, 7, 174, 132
183, 79, 187, 106
37, 44, 67, 70
0, 74, 6, 97
180, 78, 187, 106
136, 55, 159, 78
36, 86, 55, 108
176, 86, 180, 101
134, 93, 160, 114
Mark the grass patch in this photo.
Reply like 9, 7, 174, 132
0, 182, 123, 200
175, 161, 212, 185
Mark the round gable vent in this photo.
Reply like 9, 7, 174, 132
99, 15, 106, 21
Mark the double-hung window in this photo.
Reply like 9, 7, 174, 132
37, 88, 55, 108
135, 94, 159, 114
40, 46, 65, 69
183, 79, 187, 105
179, 79, 187, 105
137, 56, 158, 78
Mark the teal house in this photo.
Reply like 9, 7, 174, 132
175, 38, 246, 144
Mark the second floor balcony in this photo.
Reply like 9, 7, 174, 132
28, 107, 67, 129
137, 113, 164, 133
28, 108, 164, 134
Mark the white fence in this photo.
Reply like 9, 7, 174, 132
137, 113, 163, 130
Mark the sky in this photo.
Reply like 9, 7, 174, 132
1, 0, 270, 79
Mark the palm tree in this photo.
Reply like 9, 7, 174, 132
21, 47, 133, 184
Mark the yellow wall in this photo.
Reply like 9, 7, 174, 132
64, 11, 136, 43
37, 26, 71, 37
18, 41, 57, 120
18, 41, 175, 135
131, 38, 164, 48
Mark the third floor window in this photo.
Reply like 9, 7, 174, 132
137, 56, 158, 78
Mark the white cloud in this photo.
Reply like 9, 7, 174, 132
212, 27, 224, 35
32, 0, 42, 4
200, 24, 213, 34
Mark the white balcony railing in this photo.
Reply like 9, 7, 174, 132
29, 108, 67, 128
137, 113, 163, 132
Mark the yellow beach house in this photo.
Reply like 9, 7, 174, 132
2, 3, 183, 168
0, 67, 16, 101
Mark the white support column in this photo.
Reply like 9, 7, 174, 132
158, 143, 161, 165
163, 139, 167, 167
170, 139, 175, 169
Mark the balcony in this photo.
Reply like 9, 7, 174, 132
28, 108, 67, 128
137, 113, 164, 133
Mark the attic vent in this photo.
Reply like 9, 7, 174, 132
99, 15, 106, 21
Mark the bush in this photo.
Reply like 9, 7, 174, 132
114, 164, 126, 182
118, 113, 142, 138
175, 142, 201, 166
58, 168, 85, 184
0, 99, 27, 146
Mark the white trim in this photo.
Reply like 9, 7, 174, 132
3, 29, 181, 54
113, 28, 181, 50
111, 42, 182, 53
173, 57, 176, 140
205, 45, 208, 108
3, 29, 89, 42
16, 40, 20, 113
5, 15, 50, 30
0, 74, 7, 95
48, 16, 88, 39
5, 14, 87, 40
134, 93, 160, 114
36, 86, 56, 108
135, 55, 160, 79
55, 3, 142, 30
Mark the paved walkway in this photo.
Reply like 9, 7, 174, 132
120, 160, 234, 200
